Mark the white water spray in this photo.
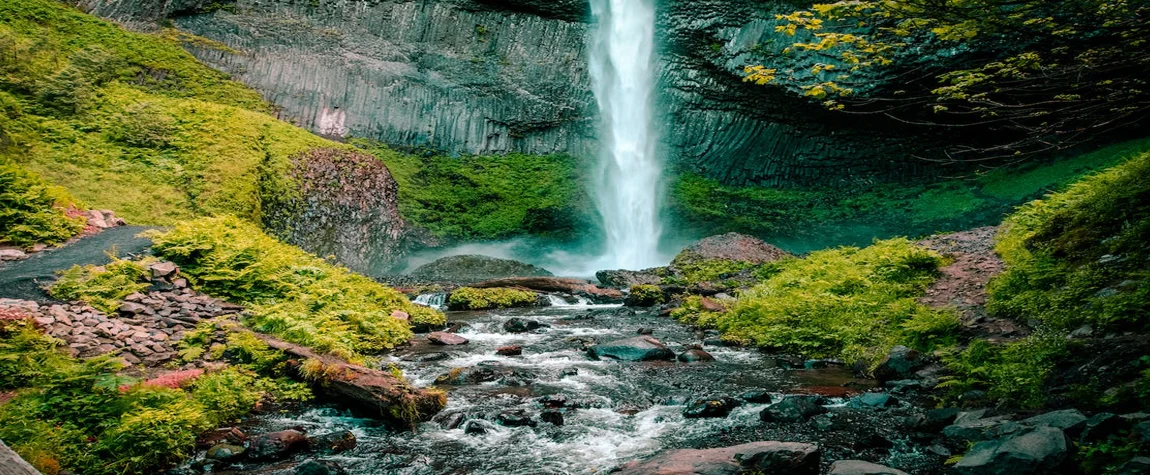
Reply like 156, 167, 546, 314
588, 0, 664, 271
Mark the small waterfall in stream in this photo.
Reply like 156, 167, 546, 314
588, 0, 664, 271
413, 292, 447, 310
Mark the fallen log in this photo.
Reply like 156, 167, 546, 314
250, 332, 445, 427
470, 277, 624, 302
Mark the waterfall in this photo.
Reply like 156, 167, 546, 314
589, 0, 663, 271
412, 292, 446, 310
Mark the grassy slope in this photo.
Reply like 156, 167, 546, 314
670, 138, 1150, 251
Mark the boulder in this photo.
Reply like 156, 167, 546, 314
1079, 413, 1124, 442
674, 233, 791, 265
943, 415, 1018, 442
1020, 409, 1087, 435
463, 419, 497, 435
539, 394, 568, 408
205, 443, 245, 462
828, 460, 910, 475
428, 332, 469, 345
496, 345, 523, 356
760, 396, 827, 423
247, 429, 309, 461
407, 254, 553, 283
503, 318, 542, 333
739, 390, 775, 404
587, 336, 675, 362
613, 441, 819, 475
0, 249, 27, 261
307, 430, 357, 454
540, 410, 564, 426
390, 310, 409, 321
497, 410, 537, 427
848, 392, 899, 409
678, 346, 715, 363
1117, 457, 1150, 475
149, 261, 178, 278
434, 366, 502, 385
683, 397, 742, 419
294, 459, 348, 475
595, 269, 663, 287
471, 277, 624, 303
873, 346, 928, 383
952, 427, 1073, 475
919, 407, 961, 432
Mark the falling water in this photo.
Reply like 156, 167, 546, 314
588, 0, 663, 271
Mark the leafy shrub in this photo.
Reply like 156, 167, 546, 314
447, 287, 538, 310
704, 238, 949, 365
96, 400, 211, 474
147, 216, 444, 361
988, 150, 1150, 332
938, 333, 1067, 408
49, 257, 152, 314
0, 162, 84, 248
626, 284, 665, 306
189, 367, 265, 425
671, 295, 725, 328
0, 319, 71, 390
667, 255, 754, 285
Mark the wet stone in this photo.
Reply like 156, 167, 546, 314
497, 410, 537, 427
683, 397, 742, 419
540, 410, 564, 426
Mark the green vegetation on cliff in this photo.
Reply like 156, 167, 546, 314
0, 162, 84, 248
352, 140, 592, 241
147, 216, 445, 362
671, 138, 1150, 250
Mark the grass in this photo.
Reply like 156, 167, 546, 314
675, 238, 957, 366
669, 138, 1150, 250
147, 216, 445, 362
447, 287, 539, 310
352, 139, 593, 241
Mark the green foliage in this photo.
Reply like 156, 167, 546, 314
49, 257, 152, 314
671, 295, 726, 328
148, 216, 444, 361
627, 284, 665, 307
988, 150, 1150, 332
97, 399, 211, 474
668, 253, 755, 285
447, 287, 539, 310
938, 333, 1067, 408
702, 238, 949, 365
1077, 435, 1143, 475
0, 320, 71, 390
352, 139, 593, 241
188, 367, 265, 425
0, 161, 84, 248
670, 139, 1147, 250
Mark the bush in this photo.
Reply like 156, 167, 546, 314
671, 295, 725, 328
147, 216, 445, 361
0, 319, 71, 390
447, 287, 539, 310
188, 367, 265, 425
988, 150, 1150, 332
49, 257, 152, 314
0, 162, 84, 248
703, 238, 950, 365
626, 284, 665, 306
939, 333, 1067, 408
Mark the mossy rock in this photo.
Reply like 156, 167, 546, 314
408, 255, 554, 284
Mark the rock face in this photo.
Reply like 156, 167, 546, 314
75, 0, 949, 188
262, 148, 412, 275
587, 336, 675, 362
408, 255, 554, 284
613, 441, 820, 475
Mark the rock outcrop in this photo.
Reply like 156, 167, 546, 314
613, 441, 820, 475
407, 254, 553, 283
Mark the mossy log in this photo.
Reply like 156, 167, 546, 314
249, 333, 445, 427
471, 277, 624, 302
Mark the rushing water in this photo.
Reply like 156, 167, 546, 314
214, 304, 940, 475
588, 0, 664, 271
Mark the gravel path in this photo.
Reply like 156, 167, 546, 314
0, 226, 156, 303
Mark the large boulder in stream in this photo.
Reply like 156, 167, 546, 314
587, 336, 675, 362
673, 233, 791, 266
828, 460, 909, 475
407, 254, 553, 283
613, 441, 820, 475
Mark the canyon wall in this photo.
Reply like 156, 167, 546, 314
77, 0, 944, 187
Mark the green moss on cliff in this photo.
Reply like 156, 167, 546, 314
670, 138, 1150, 250
352, 139, 593, 241
447, 287, 539, 310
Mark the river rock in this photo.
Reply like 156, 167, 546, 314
919, 407, 961, 432
408, 255, 553, 283
595, 269, 662, 287
540, 410, 564, 426
463, 419, 497, 435
943, 414, 1017, 442
828, 460, 910, 475
683, 397, 741, 419
539, 394, 568, 408
587, 336, 675, 362
873, 346, 928, 383
295, 459, 348, 475
503, 318, 542, 333
0, 249, 27, 261
739, 390, 775, 404
428, 332, 469, 345
677, 345, 715, 363
952, 427, 1073, 475
247, 429, 309, 461
674, 233, 791, 265
848, 392, 899, 409
205, 443, 245, 462
307, 430, 357, 454
497, 410, 537, 427
496, 345, 523, 356
149, 261, 178, 278
760, 396, 827, 423
613, 441, 820, 475
1019, 409, 1087, 435
434, 367, 501, 385
1118, 457, 1150, 475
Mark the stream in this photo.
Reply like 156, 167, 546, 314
215, 301, 942, 475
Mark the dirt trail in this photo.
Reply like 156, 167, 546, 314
0, 226, 156, 302
917, 226, 1026, 340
